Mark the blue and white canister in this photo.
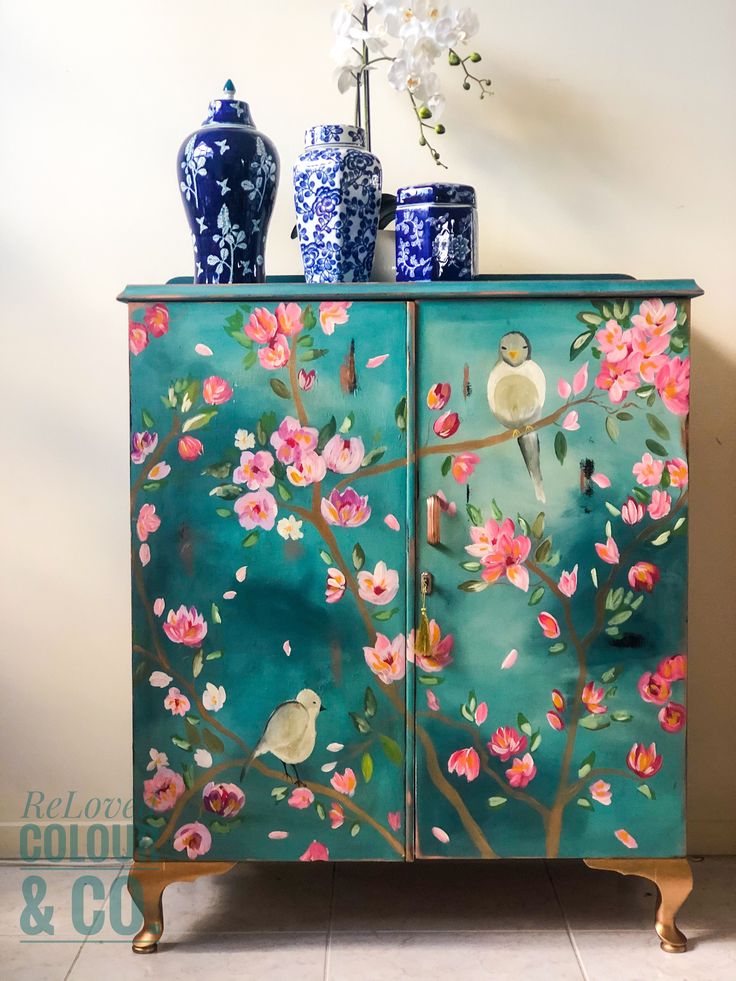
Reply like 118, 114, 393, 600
293, 124, 382, 284
395, 183, 477, 282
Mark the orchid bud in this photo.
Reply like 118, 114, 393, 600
434, 124, 445, 135
419, 136, 427, 146
418, 106, 432, 119
462, 81, 471, 91
448, 51, 461, 66
470, 52, 481, 63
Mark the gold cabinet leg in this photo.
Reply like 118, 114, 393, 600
584, 858, 693, 953
127, 860, 236, 953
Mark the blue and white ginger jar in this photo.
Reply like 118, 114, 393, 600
177, 80, 279, 284
395, 183, 477, 282
293, 124, 382, 283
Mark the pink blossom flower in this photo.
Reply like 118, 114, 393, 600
298, 368, 315, 391
139, 543, 151, 566
163, 605, 208, 646
234, 489, 278, 531
325, 567, 346, 604
648, 489, 671, 520
131, 430, 158, 464
203, 782, 245, 817
329, 803, 344, 829
300, 840, 329, 861
233, 450, 275, 490
385, 514, 400, 531
633, 452, 664, 486
627, 742, 663, 778
572, 362, 589, 394
129, 324, 149, 356
319, 301, 352, 335
178, 436, 204, 461
322, 434, 365, 473
275, 302, 303, 337
357, 561, 399, 606
595, 358, 639, 403
659, 702, 686, 733
628, 327, 669, 382
202, 375, 233, 405
666, 457, 688, 487
143, 767, 185, 812
474, 702, 488, 726
287, 450, 327, 487
388, 811, 402, 832
538, 612, 560, 638
173, 821, 212, 859
153, 597, 165, 617
321, 487, 371, 527
590, 472, 611, 488
561, 410, 580, 431
656, 356, 690, 415
628, 561, 660, 592
546, 711, 564, 731
451, 452, 480, 483
506, 753, 537, 788
426, 690, 440, 711
558, 565, 578, 597
288, 787, 315, 809
595, 537, 620, 565
407, 619, 454, 673
631, 299, 677, 336
258, 333, 291, 370
621, 497, 645, 525
330, 768, 357, 797
590, 780, 612, 805
246, 307, 278, 343
136, 503, 161, 542
426, 382, 451, 410
149, 670, 172, 687
596, 320, 631, 363
614, 829, 638, 849
147, 462, 171, 480
582, 681, 607, 714
488, 726, 527, 762
448, 747, 480, 782
638, 671, 671, 705
481, 532, 531, 592
366, 354, 389, 368
557, 377, 572, 398
144, 304, 169, 338
433, 411, 460, 439
465, 518, 515, 558
164, 687, 191, 717
364, 633, 406, 684
656, 654, 687, 682
551, 689, 565, 711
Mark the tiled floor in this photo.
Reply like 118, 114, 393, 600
1, 857, 734, 980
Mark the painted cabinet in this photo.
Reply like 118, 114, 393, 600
121, 277, 701, 950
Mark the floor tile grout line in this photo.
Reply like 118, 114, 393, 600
323, 862, 338, 981
544, 861, 590, 981
64, 861, 128, 978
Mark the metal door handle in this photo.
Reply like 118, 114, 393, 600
427, 494, 441, 546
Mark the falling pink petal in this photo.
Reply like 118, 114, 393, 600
590, 472, 611, 488
557, 378, 572, 399
501, 649, 518, 669
223, 590, 236, 600
139, 544, 151, 566
614, 828, 638, 849
321, 761, 338, 773
283, 640, 291, 657
474, 702, 488, 726
195, 343, 214, 357
562, 411, 580, 431
426, 690, 440, 712
572, 362, 589, 395
366, 354, 389, 368
268, 831, 288, 840
235, 566, 248, 583
153, 597, 165, 617
384, 514, 400, 531
432, 826, 450, 844
436, 490, 457, 516
388, 811, 402, 831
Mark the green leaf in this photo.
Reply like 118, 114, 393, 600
490, 499, 503, 520
554, 431, 567, 465
528, 586, 545, 606
361, 753, 374, 783
535, 537, 552, 563
645, 438, 668, 457
441, 455, 452, 476
171, 735, 191, 751
605, 587, 624, 611
205, 650, 223, 661
605, 502, 621, 517
577, 752, 596, 778
548, 642, 567, 655
301, 304, 316, 329
632, 487, 651, 504
418, 675, 443, 686
211, 603, 221, 625
577, 311, 603, 327
182, 410, 218, 433
637, 784, 656, 800
209, 483, 243, 500
192, 650, 204, 678
203, 461, 234, 479
317, 416, 337, 452
517, 514, 531, 536
299, 347, 329, 361
364, 686, 378, 718
576, 798, 594, 810
517, 713, 532, 737
182, 763, 195, 790
242, 349, 258, 369
361, 446, 387, 467
352, 543, 365, 571
647, 414, 670, 441
611, 710, 632, 722
601, 665, 623, 683
570, 330, 595, 360
530, 730, 542, 753
142, 481, 162, 491
606, 626, 620, 637
297, 333, 314, 348
223, 313, 252, 347
269, 378, 291, 399
276, 481, 292, 502
531, 512, 545, 540
378, 734, 403, 765
466, 503, 483, 526
373, 607, 399, 621
605, 417, 619, 443
350, 822, 361, 837
271, 785, 289, 801
636, 384, 655, 398
461, 560, 482, 572
211, 818, 243, 834
145, 816, 166, 828
458, 580, 489, 592
184, 717, 200, 746
461, 704, 474, 723
349, 712, 371, 734
319, 549, 333, 565
630, 594, 644, 610
315, 802, 326, 820
242, 530, 260, 548
202, 729, 225, 754
141, 409, 155, 428
339, 411, 354, 433
215, 508, 232, 518
488, 796, 507, 808
394, 396, 407, 432
651, 530, 671, 546
616, 411, 633, 421
579, 715, 610, 731
608, 610, 632, 626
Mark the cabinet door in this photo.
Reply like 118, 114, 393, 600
129, 298, 409, 861
414, 297, 689, 859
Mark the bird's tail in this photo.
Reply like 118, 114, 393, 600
518, 431, 546, 503
239, 742, 264, 782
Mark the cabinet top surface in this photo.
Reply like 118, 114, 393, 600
118, 274, 703, 303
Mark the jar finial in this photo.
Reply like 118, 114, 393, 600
223, 79, 236, 99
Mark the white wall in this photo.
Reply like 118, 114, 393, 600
1, 0, 734, 855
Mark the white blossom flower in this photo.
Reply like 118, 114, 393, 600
277, 515, 304, 541
194, 748, 213, 768
149, 670, 173, 688
147, 748, 169, 771
234, 429, 256, 450
202, 682, 227, 712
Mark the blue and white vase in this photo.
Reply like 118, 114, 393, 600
177, 80, 279, 284
293, 124, 382, 283
395, 183, 477, 282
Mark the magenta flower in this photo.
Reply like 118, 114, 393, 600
537, 612, 560, 638
288, 787, 314, 809
657, 653, 687, 682
659, 702, 686, 733
203, 375, 234, 405
258, 333, 291, 370
173, 821, 212, 859
233, 450, 275, 490
270, 415, 319, 466
202, 782, 245, 817
448, 747, 480, 782
300, 840, 330, 861
433, 411, 460, 439
621, 497, 645, 525
234, 489, 278, 531
331, 768, 357, 797
426, 382, 451, 410
163, 687, 191, 717
465, 518, 515, 558
546, 711, 564, 731
656, 356, 690, 415
388, 811, 402, 832
131, 430, 158, 464
638, 672, 671, 705
325, 567, 346, 604
298, 368, 315, 391
364, 633, 406, 684
627, 742, 663, 778
407, 618, 454, 673
287, 450, 327, 487
488, 726, 527, 762
558, 564, 578, 597
632, 452, 664, 487
666, 457, 688, 487
628, 561, 660, 592
357, 560, 399, 606
320, 486, 371, 527
318, 301, 351, 335
143, 304, 169, 338
178, 435, 204, 461
480, 530, 531, 591
595, 536, 620, 565
426, 690, 440, 711
143, 767, 185, 812
136, 503, 161, 542
631, 299, 677, 336
552, 690, 565, 711
322, 433, 365, 473
505, 753, 537, 788
245, 307, 278, 344
129, 324, 149, 355
648, 489, 671, 520
451, 452, 480, 483
582, 681, 607, 715
163, 605, 208, 647
329, 803, 344, 828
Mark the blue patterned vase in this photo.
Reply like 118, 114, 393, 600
177, 80, 279, 284
293, 124, 382, 283
395, 183, 477, 282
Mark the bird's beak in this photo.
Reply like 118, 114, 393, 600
319, 705, 326, 712
509, 350, 518, 359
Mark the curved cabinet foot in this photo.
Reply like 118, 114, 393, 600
127, 860, 236, 953
584, 857, 693, 953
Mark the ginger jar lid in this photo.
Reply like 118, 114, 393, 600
304, 124, 366, 148
203, 80, 254, 126
397, 183, 476, 206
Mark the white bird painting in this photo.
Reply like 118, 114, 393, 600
487, 331, 547, 503
243, 688, 324, 785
